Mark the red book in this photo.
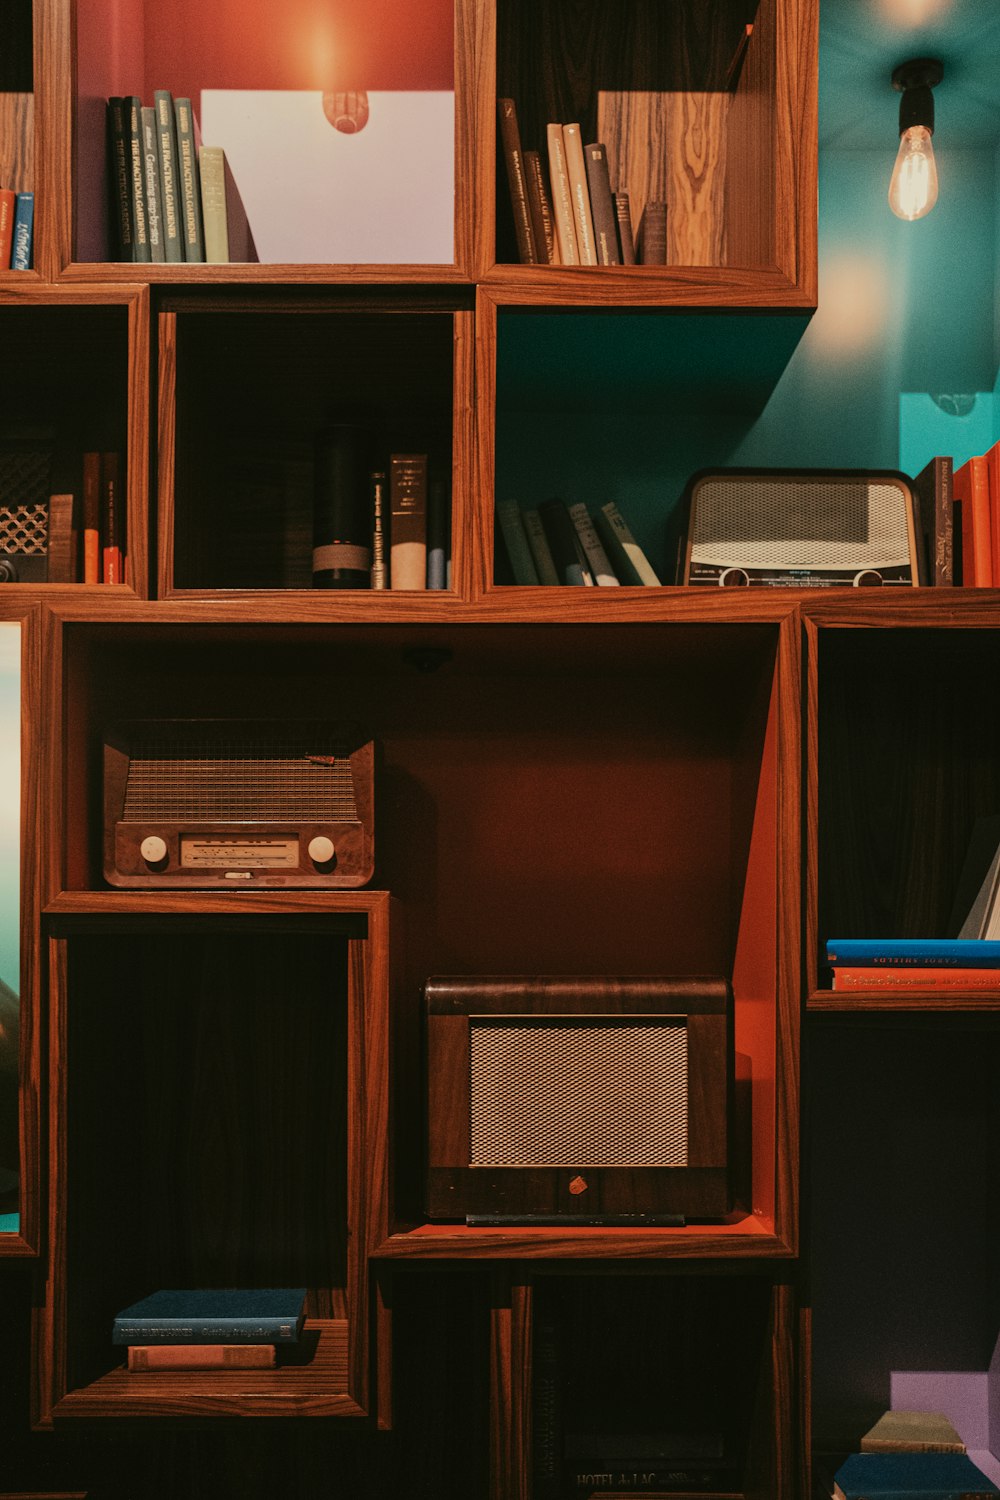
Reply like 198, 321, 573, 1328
954, 452, 991, 586
0, 189, 15, 268
988, 439, 1000, 586
127, 1343, 276, 1371
100, 450, 124, 584
832, 965, 1000, 990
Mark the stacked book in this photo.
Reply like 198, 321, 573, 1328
828, 814, 1000, 991
113, 1287, 306, 1372
106, 92, 256, 264
496, 496, 660, 587
831, 1409, 999, 1499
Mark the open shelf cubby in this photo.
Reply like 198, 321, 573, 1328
808, 618, 1000, 1008
65, 0, 463, 276
35, 896, 390, 1424
490, 1271, 801, 1500
490, 0, 817, 305
157, 297, 469, 598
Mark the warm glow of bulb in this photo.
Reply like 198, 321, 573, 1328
888, 124, 938, 220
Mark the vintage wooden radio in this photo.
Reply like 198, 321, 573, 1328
104, 719, 374, 888
425, 975, 734, 1225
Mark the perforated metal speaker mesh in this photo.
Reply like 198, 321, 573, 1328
0, 504, 47, 555
469, 1020, 688, 1166
690, 477, 912, 570
122, 727, 358, 821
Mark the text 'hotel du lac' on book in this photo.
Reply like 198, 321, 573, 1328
112, 1288, 306, 1345
833, 1450, 1000, 1499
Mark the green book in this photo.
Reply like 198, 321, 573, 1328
174, 96, 204, 261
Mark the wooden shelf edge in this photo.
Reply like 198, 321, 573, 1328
44, 890, 389, 917
54, 261, 474, 287
480, 263, 816, 310
808, 992, 1000, 1013
373, 1221, 792, 1260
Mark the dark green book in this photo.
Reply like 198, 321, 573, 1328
106, 96, 133, 260
112, 1288, 307, 1345
833, 1451, 999, 1498
126, 95, 150, 262
174, 96, 204, 261
153, 89, 183, 263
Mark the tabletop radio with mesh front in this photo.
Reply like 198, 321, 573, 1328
425, 976, 734, 1225
682, 468, 923, 587
104, 719, 374, 888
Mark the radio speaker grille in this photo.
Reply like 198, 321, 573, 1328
469, 1020, 688, 1166
122, 728, 358, 821
690, 477, 912, 570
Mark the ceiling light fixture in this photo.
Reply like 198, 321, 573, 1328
888, 57, 943, 221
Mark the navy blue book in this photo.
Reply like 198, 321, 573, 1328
833, 1450, 999, 1498
827, 938, 1000, 968
112, 1287, 306, 1345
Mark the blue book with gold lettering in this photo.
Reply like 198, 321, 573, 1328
833, 1450, 1000, 1498
112, 1287, 306, 1344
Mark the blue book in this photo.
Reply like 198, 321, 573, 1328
833, 1450, 999, 1498
827, 938, 1000, 968
10, 193, 33, 271
112, 1287, 306, 1345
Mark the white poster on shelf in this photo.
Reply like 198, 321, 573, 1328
198, 89, 455, 265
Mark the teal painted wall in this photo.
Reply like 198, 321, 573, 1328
494, 137, 1000, 579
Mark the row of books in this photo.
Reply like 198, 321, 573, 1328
827, 813, 1000, 990
6, 451, 124, 586
496, 497, 661, 587
954, 438, 1000, 587
0, 189, 32, 271
313, 432, 450, 591
498, 100, 663, 268
107, 92, 255, 264
831, 1409, 998, 1499
113, 1287, 306, 1374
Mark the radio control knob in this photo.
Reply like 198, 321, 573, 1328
308, 836, 336, 866
140, 835, 168, 865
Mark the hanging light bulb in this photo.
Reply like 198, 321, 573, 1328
888, 59, 943, 221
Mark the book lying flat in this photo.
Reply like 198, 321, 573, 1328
112, 1288, 306, 1344
827, 939, 1000, 968
861, 1410, 966, 1453
128, 1343, 277, 1371
832, 966, 1000, 990
833, 1450, 999, 1498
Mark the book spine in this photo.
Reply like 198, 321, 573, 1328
522, 507, 560, 585
913, 455, 953, 586
595, 502, 661, 585
128, 1343, 276, 1371
426, 473, 449, 588
81, 451, 101, 584
113, 1317, 300, 1344
537, 498, 593, 586
0, 189, 15, 268
832, 965, 1000, 989
199, 145, 229, 263
613, 191, 636, 265
638, 199, 667, 265
546, 123, 580, 265
561, 123, 597, 265
10, 192, 33, 270
389, 453, 428, 589
126, 97, 150, 263
45, 494, 78, 583
497, 98, 539, 264
100, 451, 124, 584
567, 502, 620, 584
106, 97, 133, 260
174, 97, 205, 262
826, 939, 1000, 967
584, 143, 621, 265
523, 149, 555, 264
370, 470, 388, 589
955, 452, 991, 586
496, 499, 540, 585
153, 91, 183, 263
140, 105, 165, 263
313, 425, 372, 588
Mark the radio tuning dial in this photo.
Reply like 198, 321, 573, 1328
308, 836, 336, 866
139, 835, 168, 865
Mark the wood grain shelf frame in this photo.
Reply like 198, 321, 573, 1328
32, 890, 393, 1426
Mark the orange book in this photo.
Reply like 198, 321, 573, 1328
100, 450, 124, 584
953, 452, 991, 586
127, 1343, 276, 1371
832, 965, 1000, 990
81, 451, 101, 584
0, 189, 15, 268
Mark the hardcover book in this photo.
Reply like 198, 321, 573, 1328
10, 192, 33, 271
561, 123, 597, 265
860, 1410, 966, 1453
112, 1288, 307, 1345
832, 1450, 999, 1498
128, 1343, 277, 1371
826, 939, 1000, 967
106, 97, 133, 260
584, 142, 620, 265
546, 122, 579, 265
153, 90, 184, 263
498, 97, 538, 264
389, 453, 428, 589
126, 97, 151, 263
140, 105, 165, 263
0, 189, 14, 268
174, 96, 205, 262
